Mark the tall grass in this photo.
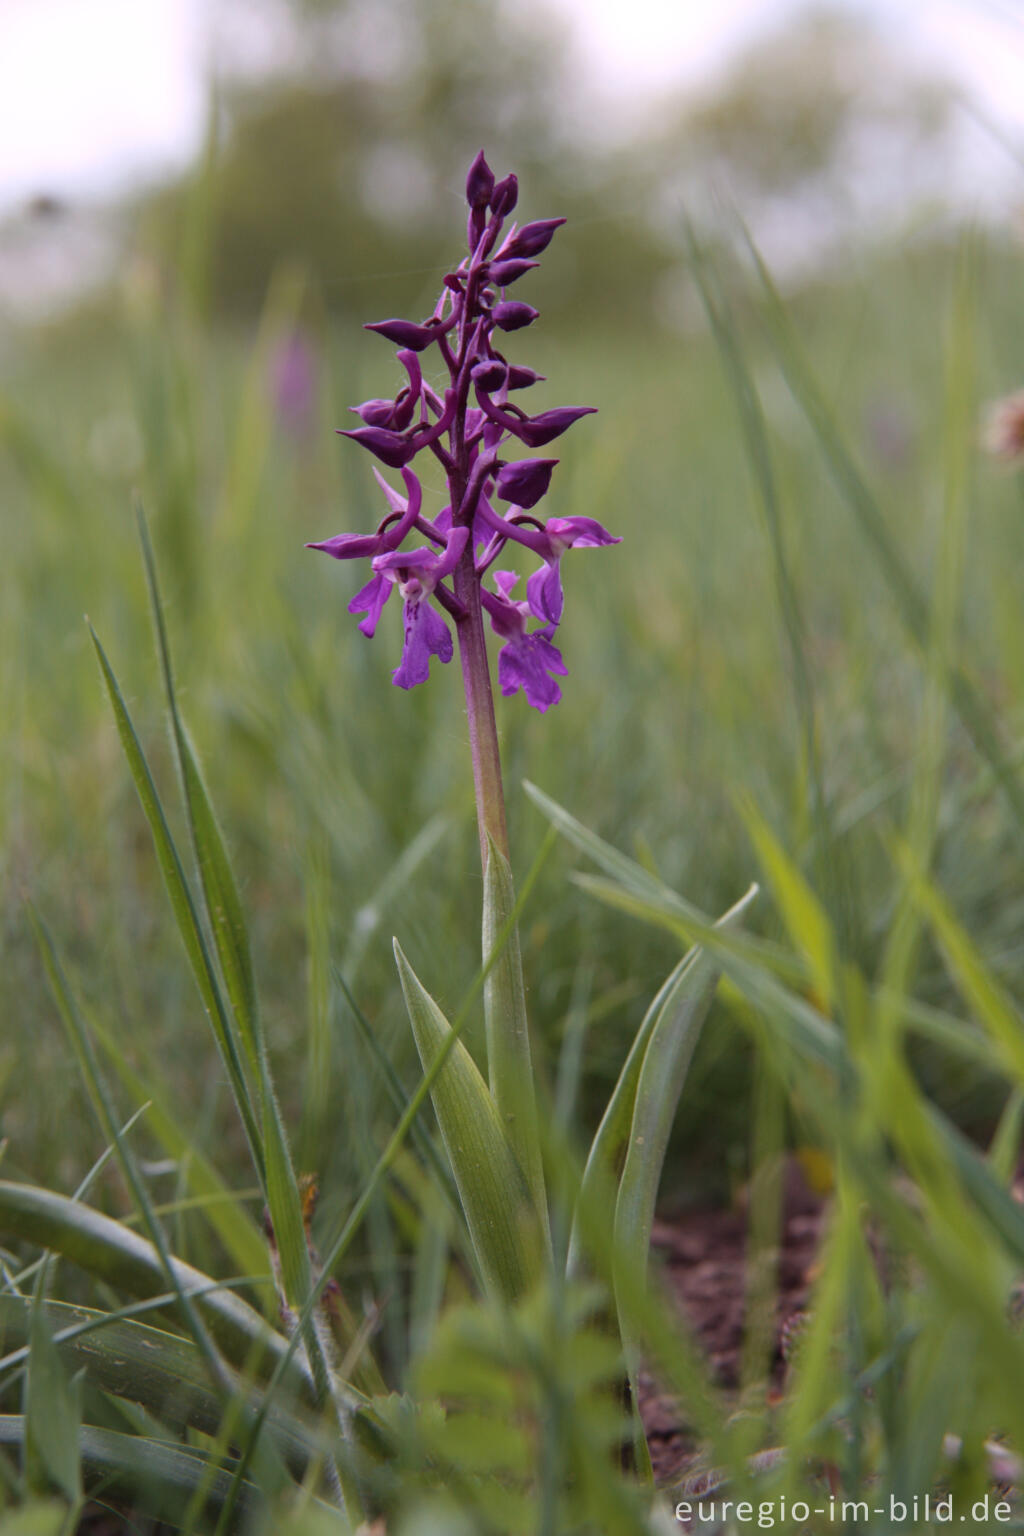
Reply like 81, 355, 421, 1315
3, 217, 1024, 1529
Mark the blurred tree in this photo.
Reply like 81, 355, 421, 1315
649, 5, 955, 267
141, 0, 671, 327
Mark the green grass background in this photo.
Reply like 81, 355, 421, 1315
4, 230, 1024, 1241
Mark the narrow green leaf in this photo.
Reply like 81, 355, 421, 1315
740, 797, 834, 1009
525, 780, 788, 980
0, 1417, 263, 1522
28, 903, 300, 1505
989, 1088, 1024, 1184
530, 819, 1024, 1272
1, 1294, 321, 1469
482, 836, 549, 1239
260, 1076, 314, 1314
87, 1011, 270, 1288
570, 885, 757, 1278
898, 846, 1024, 1084
24, 1299, 80, 1501
87, 623, 262, 1177
0, 1181, 314, 1409
612, 890, 757, 1423
136, 517, 316, 1377
137, 506, 261, 1074
393, 941, 543, 1301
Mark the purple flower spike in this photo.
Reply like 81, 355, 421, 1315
493, 301, 539, 332
312, 154, 616, 715
495, 458, 558, 509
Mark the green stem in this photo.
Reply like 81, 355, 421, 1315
454, 525, 509, 869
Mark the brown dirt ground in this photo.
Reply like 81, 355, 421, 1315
641, 1157, 828, 1484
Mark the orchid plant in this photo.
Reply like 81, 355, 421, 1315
306, 151, 756, 1467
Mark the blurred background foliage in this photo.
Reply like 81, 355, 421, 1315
2, 0, 1024, 1255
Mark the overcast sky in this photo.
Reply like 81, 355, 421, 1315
1, 0, 1023, 212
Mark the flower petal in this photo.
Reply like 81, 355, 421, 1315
526, 559, 564, 625
348, 572, 392, 637
498, 630, 568, 712
393, 599, 453, 689
545, 515, 621, 549
307, 531, 382, 561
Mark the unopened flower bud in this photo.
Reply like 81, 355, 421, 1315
493, 301, 538, 332
501, 218, 566, 259
511, 407, 597, 447
507, 366, 544, 390
465, 150, 495, 209
365, 319, 441, 352
490, 173, 518, 218
471, 359, 508, 391
487, 258, 538, 286
495, 457, 558, 509
338, 426, 417, 468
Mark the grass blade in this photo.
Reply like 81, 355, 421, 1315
0, 1181, 313, 1408
570, 886, 757, 1277
483, 836, 549, 1240
0, 1417, 264, 1523
393, 941, 543, 1302
87, 623, 263, 1178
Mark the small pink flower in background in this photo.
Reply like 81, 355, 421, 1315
271, 331, 317, 438
983, 389, 1024, 465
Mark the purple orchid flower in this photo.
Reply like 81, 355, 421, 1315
483, 572, 568, 713
523, 515, 622, 626
307, 151, 618, 707
372, 529, 469, 687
